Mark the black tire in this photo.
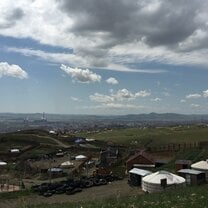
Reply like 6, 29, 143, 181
93, 178, 101, 186
84, 180, 93, 188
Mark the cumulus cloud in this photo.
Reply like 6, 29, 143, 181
0, 7, 24, 29
60, 64, 101, 83
180, 99, 186, 103
89, 93, 114, 103
135, 90, 151, 97
151, 98, 161, 102
1, 0, 208, 73
0, 62, 28, 79
83, 103, 144, 110
106, 77, 118, 85
191, 104, 200, 108
186, 93, 201, 99
90, 88, 151, 103
203, 90, 208, 98
70, 96, 82, 102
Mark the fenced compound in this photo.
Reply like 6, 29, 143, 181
147, 142, 199, 152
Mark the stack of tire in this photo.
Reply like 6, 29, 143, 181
31, 174, 123, 197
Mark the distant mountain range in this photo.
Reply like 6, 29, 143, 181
0, 112, 208, 122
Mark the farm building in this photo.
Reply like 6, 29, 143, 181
191, 160, 208, 181
128, 168, 152, 186
142, 171, 186, 193
126, 151, 155, 171
175, 160, 192, 171
178, 169, 205, 185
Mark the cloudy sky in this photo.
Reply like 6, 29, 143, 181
0, 0, 208, 115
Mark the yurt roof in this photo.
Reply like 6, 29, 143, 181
10, 148, 20, 152
178, 169, 203, 175
191, 160, 208, 171
75, 155, 87, 159
142, 171, 185, 185
129, 168, 152, 176
0, 161, 7, 166
61, 161, 74, 166
86, 138, 95, 142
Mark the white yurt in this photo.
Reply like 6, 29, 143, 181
142, 170, 185, 193
10, 149, 20, 153
60, 161, 74, 168
191, 160, 208, 181
75, 155, 87, 161
0, 161, 7, 166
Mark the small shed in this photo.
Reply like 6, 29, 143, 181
10, 149, 20, 153
142, 171, 185, 193
129, 168, 152, 186
191, 160, 208, 181
56, 152, 64, 157
0, 161, 7, 166
60, 161, 74, 168
175, 160, 192, 171
75, 155, 87, 161
178, 169, 205, 185
126, 151, 155, 171
48, 168, 63, 177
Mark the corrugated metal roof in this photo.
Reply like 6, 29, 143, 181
178, 169, 203, 175
129, 168, 152, 176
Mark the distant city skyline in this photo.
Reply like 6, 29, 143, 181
0, 0, 208, 115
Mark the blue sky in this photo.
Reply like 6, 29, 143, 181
0, 0, 208, 115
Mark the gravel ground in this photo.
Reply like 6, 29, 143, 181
0, 179, 143, 208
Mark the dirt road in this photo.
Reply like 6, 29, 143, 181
0, 179, 143, 208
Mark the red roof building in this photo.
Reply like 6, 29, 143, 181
126, 151, 155, 171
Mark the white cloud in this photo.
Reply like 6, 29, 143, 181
135, 90, 151, 97
1, 0, 208, 74
115, 89, 135, 101
106, 77, 118, 85
89, 93, 114, 103
0, 62, 28, 79
151, 98, 161, 102
60, 64, 101, 83
180, 99, 186, 103
163, 92, 170, 97
90, 89, 151, 104
82, 103, 144, 110
186, 93, 201, 99
102, 103, 144, 110
70, 96, 82, 102
191, 104, 200, 108
203, 89, 208, 98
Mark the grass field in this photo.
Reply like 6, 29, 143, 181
78, 125, 208, 147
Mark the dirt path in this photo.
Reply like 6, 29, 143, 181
0, 179, 143, 208
36, 135, 70, 148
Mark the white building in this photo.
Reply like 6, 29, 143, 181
142, 170, 185, 193
191, 160, 208, 181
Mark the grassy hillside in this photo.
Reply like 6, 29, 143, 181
20, 185, 208, 208
78, 125, 208, 147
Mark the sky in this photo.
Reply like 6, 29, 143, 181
0, 0, 208, 115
